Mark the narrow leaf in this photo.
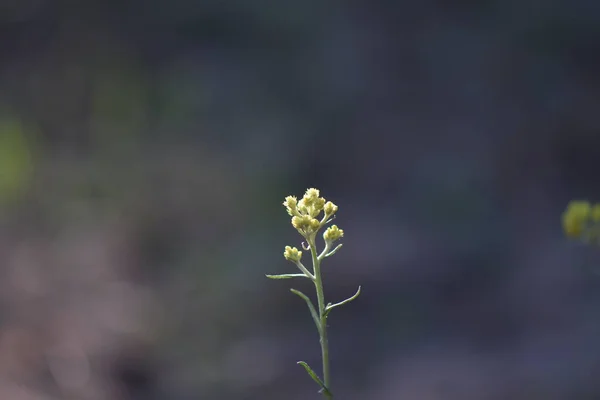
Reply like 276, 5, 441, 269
324, 285, 361, 317
297, 361, 332, 396
325, 243, 343, 258
265, 273, 309, 279
290, 288, 321, 333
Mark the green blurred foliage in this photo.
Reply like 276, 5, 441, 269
90, 65, 149, 153
0, 116, 36, 205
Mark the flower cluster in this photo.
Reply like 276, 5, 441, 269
283, 188, 342, 243
562, 200, 600, 241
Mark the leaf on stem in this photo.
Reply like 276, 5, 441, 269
324, 243, 343, 258
324, 285, 361, 318
297, 361, 332, 396
265, 273, 310, 279
290, 288, 321, 333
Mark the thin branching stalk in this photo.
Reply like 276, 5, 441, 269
267, 188, 361, 398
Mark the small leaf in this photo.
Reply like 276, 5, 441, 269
324, 285, 361, 317
290, 289, 321, 333
325, 243, 343, 258
297, 361, 332, 396
265, 273, 309, 279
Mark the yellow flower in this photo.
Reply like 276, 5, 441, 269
292, 215, 311, 230
292, 215, 320, 236
323, 225, 344, 242
297, 198, 309, 215
313, 197, 326, 215
283, 196, 300, 216
310, 218, 320, 232
303, 188, 320, 203
324, 201, 338, 216
562, 200, 591, 238
283, 246, 302, 262
297, 188, 325, 217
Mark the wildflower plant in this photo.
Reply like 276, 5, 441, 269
267, 188, 361, 398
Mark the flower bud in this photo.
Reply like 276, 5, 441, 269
309, 218, 320, 231
324, 201, 338, 216
312, 197, 326, 215
323, 225, 344, 243
283, 196, 299, 216
304, 188, 320, 203
283, 246, 302, 262
292, 215, 311, 231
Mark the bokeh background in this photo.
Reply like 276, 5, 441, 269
1, 1, 600, 399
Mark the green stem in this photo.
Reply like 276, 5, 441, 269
309, 238, 332, 399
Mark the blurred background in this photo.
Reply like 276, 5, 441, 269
1, 0, 600, 399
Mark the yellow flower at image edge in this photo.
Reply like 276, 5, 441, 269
592, 204, 600, 222
562, 200, 591, 238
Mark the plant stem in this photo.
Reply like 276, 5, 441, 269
310, 238, 332, 399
